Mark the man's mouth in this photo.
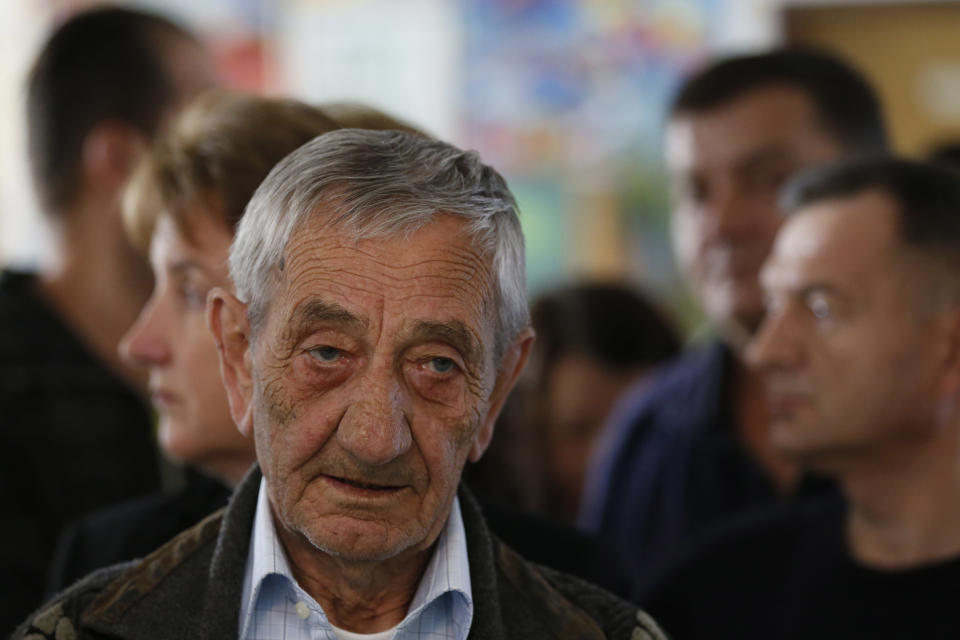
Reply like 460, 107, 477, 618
765, 391, 812, 419
328, 475, 402, 492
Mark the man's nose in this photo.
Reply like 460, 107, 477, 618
746, 303, 799, 372
119, 296, 172, 368
710, 185, 748, 237
335, 363, 413, 466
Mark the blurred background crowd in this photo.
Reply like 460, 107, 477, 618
5, 0, 957, 314
5, 1, 960, 638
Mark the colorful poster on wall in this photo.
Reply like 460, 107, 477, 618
461, 0, 721, 313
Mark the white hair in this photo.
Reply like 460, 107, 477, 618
229, 128, 528, 359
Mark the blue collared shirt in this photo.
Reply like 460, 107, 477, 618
239, 480, 473, 640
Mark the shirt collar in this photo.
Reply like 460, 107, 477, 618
239, 478, 473, 639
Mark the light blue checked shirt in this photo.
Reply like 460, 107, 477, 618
239, 480, 474, 640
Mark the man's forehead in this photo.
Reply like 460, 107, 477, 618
273, 215, 496, 336
665, 87, 828, 171
281, 215, 492, 280
765, 193, 899, 287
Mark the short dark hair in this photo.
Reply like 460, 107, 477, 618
531, 282, 681, 374
782, 156, 960, 270
26, 6, 199, 214
670, 48, 888, 154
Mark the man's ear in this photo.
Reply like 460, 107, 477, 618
936, 309, 960, 400
207, 287, 256, 437
468, 327, 536, 462
82, 121, 146, 194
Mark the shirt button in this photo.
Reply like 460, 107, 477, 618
295, 601, 310, 620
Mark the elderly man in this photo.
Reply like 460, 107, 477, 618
642, 157, 960, 638
579, 48, 888, 594
16, 130, 664, 640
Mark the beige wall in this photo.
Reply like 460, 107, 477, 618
785, 1, 960, 156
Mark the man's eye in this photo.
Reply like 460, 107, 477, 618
427, 357, 456, 374
177, 283, 209, 309
676, 179, 708, 207
748, 169, 790, 191
807, 294, 832, 320
308, 346, 342, 363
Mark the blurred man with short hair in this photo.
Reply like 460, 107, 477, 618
644, 157, 960, 639
0, 7, 215, 632
580, 48, 888, 594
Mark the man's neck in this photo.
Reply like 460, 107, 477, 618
276, 523, 432, 633
843, 425, 960, 569
37, 200, 152, 392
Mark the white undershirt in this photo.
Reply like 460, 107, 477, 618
330, 624, 397, 640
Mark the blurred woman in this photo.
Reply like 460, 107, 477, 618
530, 282, 682, 519
48, 91, 343, 590
471, 281, 682, 521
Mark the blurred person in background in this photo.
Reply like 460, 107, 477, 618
46, 91, 341, 593
926, 140, 960, 170
644, 157, 960, 639
322, 101, 426, 134
529, 282, 681, 521
0, 7, 216, 633
464, 281, 679, 596
579, 47, 889, 596
465, 282, 680, 596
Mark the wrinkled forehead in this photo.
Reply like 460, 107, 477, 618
268, 214, 498, 340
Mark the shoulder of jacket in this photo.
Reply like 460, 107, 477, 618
14, 508, 225, 639
495, 542, 668, 639
15, 601, 82, 640
82, 508, 224, 625
12, 562, 127, 640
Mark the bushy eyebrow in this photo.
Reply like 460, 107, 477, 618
797, 283, 839, 297
734, 147, 798, 178
406, 320, 484, 369
285, 300, 485, 368
291, 299, 367, 335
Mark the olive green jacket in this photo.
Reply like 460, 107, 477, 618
15, 468, 666, 639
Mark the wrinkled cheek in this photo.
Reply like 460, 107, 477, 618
251, 374, 300, 481
426, 417, 478, 490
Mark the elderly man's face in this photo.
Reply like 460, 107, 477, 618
218, 214, 529, 562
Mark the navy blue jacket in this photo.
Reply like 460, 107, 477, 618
578, 341, 830, 597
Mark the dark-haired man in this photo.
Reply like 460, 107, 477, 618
579, 48, 888, 595
643, 157, 960, 639
0, 6, 215, 633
